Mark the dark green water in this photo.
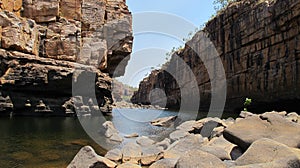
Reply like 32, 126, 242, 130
0, 117, 106, 168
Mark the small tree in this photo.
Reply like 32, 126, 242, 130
213, 0, 237, 13
243, 98, 252, 111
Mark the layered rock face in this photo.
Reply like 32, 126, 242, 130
0, 0, 133, 115
132, 0, 300, 112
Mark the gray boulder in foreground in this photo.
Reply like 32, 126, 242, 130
67, 146, 116, 168
233, 138, 300, 168
176, 149, 227, 168
224, 113, 300, 150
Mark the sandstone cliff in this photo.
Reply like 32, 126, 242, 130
0, 0, 133, 115
132, 0, 300, 113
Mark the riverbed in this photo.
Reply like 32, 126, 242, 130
0, 109, 237, 167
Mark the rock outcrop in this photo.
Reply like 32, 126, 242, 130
131, 0, 300, 112
0, 0, 133, 116
70, 111, 300, 167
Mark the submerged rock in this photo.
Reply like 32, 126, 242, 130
150, 116, 177, 127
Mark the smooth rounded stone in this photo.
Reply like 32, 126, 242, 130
67, 146, 117, 168
200, 146, 231, 160
105, 148, 122, 161
207, 135, 237, 159
117, 162, 142, 168
155, 138, 171, 150
136, 136, 155, 146
176, 120, 196, 131
176, 150, 226, 168
124, 133, 139, 138
210, 126, 224, 138
235, 138, 300, 167
150, 116, 177, 127
121, 142, 142, 164
140, 145, 163, 165
169, 130, 189, 141
193, 117, 228, 137
239, 111, 257, 118
149, 158, 178, 168
223, 117, 235, 126
109, 133, 123, 142
224, 114, 300, 150
164, 134, 207, 159
103, 121, 119, 138
224, 160, 236, 167
285, 112, 299, 123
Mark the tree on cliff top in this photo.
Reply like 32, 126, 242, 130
213, 0, 237, 13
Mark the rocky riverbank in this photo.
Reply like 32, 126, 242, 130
68, 111, 300, 167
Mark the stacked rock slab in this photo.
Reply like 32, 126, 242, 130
0, 0, 133, 115
131, 0, 300, 112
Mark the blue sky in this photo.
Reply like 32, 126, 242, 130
116, 0, 215, 87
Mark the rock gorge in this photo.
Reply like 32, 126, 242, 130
0, 0, 133, 115
132, 0, 300, 113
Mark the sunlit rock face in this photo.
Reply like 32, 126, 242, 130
0, 0, 133, 115
132, 0, 300, 112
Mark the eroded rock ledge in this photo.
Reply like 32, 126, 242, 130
0, 0, 133, 116
69, 111, 300, 167
131, 0, 300, 112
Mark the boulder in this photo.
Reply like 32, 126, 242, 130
176, 150, 226, 168
136, 136, 155, 146
155, 138, 171, 150
235, 138, 300, 167
121, 142, 142, 164
224, 114, 300, 150
105, 148, 122, 161
67, 146, 117, 168
176, 120, 196, 131
164, 134, 207, 159
103, 121, 123, 143
140, 145, 163, 165
239, 111, 257, 118
150, 116, 177, 127
149, 158, 178, 168
285, 112, 299, 123
169, 130, 189, 141
117, 162, 142, 168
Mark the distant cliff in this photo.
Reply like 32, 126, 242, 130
0, 0, 133, 115
132, 0, 300, 112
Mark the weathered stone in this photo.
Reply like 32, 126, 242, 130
169, 130, 189, 141
176, 120, 196, 131
22, 0, 60, 23
164, 134, 207, 159
121, 142, 142, 164
117, 162, 142, 168
105, 148, 122, 161
150, 116, 177, 127
0, 11, 39, 55
124, 133, 139, 138
67, 146, 117, 168
176, 150, 227, 168
136, 136, 155, 146
234, 138, 300, 167
224, 114, 300, 150
140, 145, 163, 165
149, 158, 178, 168
103, 121, 123, 142
155, 138, 171, 150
